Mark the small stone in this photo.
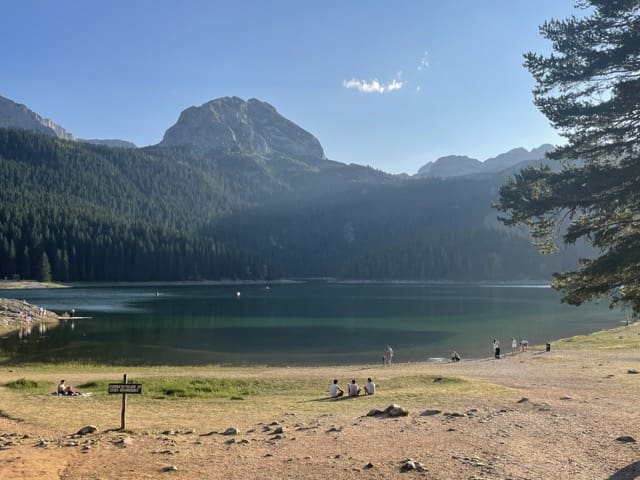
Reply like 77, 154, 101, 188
117, 437, 134, 446
627, 369, 639, 374
162, 465, 178, 472
559, 396, 572, 400
364, 462, 374, 469
420, 409, 442, 416
517, 397, 529, 403
385, 404, 409, 417
222, 427, 239, 436
272, 426, 285, 434
76, 425, 98, 436
401, 460, 416, 471
616, 436, 636, 443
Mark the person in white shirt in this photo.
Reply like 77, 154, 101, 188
364, 378, 376, 395
330, 379, 344, 398
385, 345, 394, 366
348, 379, 361, 397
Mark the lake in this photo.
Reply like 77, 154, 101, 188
0, 282, 617, 365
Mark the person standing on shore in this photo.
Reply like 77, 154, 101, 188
492, 339, 501, 359
385, 345, 394, 366
511, 337, 518, 355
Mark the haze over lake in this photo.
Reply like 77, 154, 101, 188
0, 282, 615, 366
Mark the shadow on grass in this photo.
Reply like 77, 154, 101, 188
307, 395, 369, 402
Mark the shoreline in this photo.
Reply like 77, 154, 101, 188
0, 323, 638, 479
0, 278, 554, 291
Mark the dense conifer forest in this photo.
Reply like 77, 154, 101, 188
0, 128, 589, 282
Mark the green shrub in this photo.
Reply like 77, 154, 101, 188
5, 378, 47, 390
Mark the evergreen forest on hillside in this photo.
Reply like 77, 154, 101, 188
0, 128, 590, 283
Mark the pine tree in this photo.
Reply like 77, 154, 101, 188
36, 252, 52, 283
495, 1, 640, 313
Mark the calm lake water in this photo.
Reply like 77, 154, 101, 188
0, 282, 616, 366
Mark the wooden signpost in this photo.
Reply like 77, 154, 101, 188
108, 374, 142, 430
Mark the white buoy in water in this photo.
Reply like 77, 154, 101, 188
236, 291, 241, 297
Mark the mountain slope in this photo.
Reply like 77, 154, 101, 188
159, 96, 325, 160
0, 95, 74, 141
0, 94, 581, 283
416, 144, 555, 179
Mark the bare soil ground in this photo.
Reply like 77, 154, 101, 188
1, 325, 639, 479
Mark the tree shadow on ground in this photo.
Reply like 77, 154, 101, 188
607, 460, 640, 480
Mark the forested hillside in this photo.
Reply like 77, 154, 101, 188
0, 129, 269, 281
0, 127, 589, 283
215, 174, 592, 279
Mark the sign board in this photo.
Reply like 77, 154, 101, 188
108, 383, 142, 394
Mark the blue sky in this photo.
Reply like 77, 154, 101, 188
2, 1, 578, 174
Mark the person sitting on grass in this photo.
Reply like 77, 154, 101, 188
330, 379, 344, 398
364, 378, 376, 395
348, 379, 361, 397
57, 379, 79, 396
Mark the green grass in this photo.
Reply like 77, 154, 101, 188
556, 324, 640, 350
72, 377, 304, 400
5, 378, 50, 391
4, 373, 484, 403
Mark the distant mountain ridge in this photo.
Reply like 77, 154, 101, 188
2, 92, 556, 178
0, 93, 584, 284
0, 94, 137, 149
0, 95, 75, 141
416, 144, 555, 178
80, 138, 137, 148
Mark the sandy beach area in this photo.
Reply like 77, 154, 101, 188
0, 311, 639, 480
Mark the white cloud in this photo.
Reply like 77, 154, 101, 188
386, 79, 403, 92
342, 76, 404, 94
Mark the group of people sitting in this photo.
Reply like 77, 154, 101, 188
330, 378, 375, 398
56, 379, 79, 396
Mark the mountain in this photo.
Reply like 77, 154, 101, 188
415, 144, 555, 179
0, 94, 582, 283
159, 96, 326, 160
80, 139, 137, 148
0, 94, 75, 141
417, 155, 482, 178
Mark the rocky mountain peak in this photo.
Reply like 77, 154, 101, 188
159, 96, 326, 160
415, 144, 556, 179
0, 94, 75, 141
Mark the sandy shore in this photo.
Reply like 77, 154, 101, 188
0, 321, 639, 479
